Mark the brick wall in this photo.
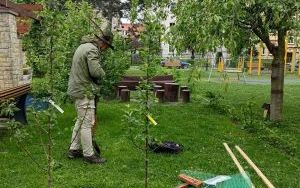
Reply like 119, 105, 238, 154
0, 9, 24, 91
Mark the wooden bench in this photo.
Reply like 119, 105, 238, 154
0, 84, 31, 124
118, 75, 175, 90
247, 62, 264, 71
224, 69, 247, 83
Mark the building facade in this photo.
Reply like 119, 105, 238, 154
0, 1, 39, 90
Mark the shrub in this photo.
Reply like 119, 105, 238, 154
23, 0, 130, 100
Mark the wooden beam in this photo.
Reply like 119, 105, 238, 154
0, 0, 40, 20
223, 143, 255, 188
235, 146, 275, 188
178, 174, 203, 188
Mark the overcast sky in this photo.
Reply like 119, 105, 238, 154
120, 17, 130, 23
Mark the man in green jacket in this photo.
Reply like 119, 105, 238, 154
67, 28, 114, 164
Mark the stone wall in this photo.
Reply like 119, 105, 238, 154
0, 9, 24, 91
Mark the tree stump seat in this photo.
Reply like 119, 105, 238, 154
153, 85, 163, 95
179, 86, 189, 98
120, 89, 130, 102
117, 86, 128, 98
156, 89, 165, 103
181, 89, 190, 103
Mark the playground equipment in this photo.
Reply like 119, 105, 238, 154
217, 57, 224, 72
258, 42, 263, 76
299, 61, 300, 77
208, 57, 247, 83
284, 37, 288, 73
248, 44, 263, 76
237, 57, 245, 71
284, 36, 299, 74
291, 48, 295, 73
248, 47, 253, 74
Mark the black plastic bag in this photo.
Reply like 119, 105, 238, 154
148, 140, 183, 154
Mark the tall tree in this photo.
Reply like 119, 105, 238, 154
168, 0, 300, 121
87, 0, 130, 22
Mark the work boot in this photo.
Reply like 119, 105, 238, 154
68, 149, 83, 159
83, 155, 106, 164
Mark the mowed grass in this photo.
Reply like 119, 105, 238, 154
0, 69, 300, 187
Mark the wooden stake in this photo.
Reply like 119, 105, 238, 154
223, 143, 255, 188
263, 109, 268, 118
235, 146, 275, 188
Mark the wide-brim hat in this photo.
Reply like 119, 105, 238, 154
95, 27, 114, 50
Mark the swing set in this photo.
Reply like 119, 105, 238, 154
208, 56, 247, 83
208, 38, 300, 82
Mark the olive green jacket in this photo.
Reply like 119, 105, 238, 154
67, 35, 105, 99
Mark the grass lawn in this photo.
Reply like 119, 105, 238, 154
0, 67, 299, 187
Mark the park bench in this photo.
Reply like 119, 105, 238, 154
247, 62, 264, 71
0, 84, 31, 124
118, 75, 175, 90
223, 68, 247, 83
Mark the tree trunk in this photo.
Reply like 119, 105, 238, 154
191, 49, 195, 60
270, 31, 286, 121
270, 57, 284, 121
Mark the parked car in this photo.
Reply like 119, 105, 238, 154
180, 61, 190, 69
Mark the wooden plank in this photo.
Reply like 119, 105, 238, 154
0, 84, 31, 101
119, 75, 175, 90
0, 84, 30, 95
0, 0, 40, 20
0, 85, 30, 96
174, 183, 189, 188
178, 174, 203, 188
0, 89, 25, 98
2, 83, 30, 90
151, 75, 173, 81
1, 89, 28, 99
235, 146, 275, 188
121, 75, 174, 81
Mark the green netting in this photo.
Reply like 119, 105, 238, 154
181, 170, 252, 188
